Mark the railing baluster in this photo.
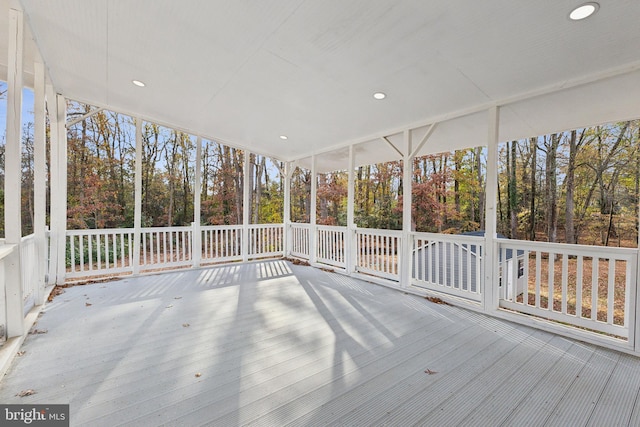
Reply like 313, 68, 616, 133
591, 257, 599, 321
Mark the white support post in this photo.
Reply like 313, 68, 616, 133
346, 146, 356, 274
5, 7, 24, 338
133, 119, 143, 275
283, 161, 292, 258
309, 155, 317, 265
55, 94, 67, 285
33, 60, 47, 304
242, 150, 251, 262
484, 106, 500, 312
192, 136, 202, 267
46, 84, 59, 285
400, 130, 413, 288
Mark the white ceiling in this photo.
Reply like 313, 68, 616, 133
3, 0, 640, 171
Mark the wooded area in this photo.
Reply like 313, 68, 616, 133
0, 87, 639, 248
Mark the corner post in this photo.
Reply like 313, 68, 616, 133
400, 130, 413, 288
242, 150, 251, 262
192, 136, 202, 267
33, 60, 47, 304
132, 118, 143, 274
346, 146, 356, 273
309, 155, 317, 265
484, 106, 500, 312
5, 7, 25, 337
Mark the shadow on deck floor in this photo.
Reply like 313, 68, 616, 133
1, 260, 640, 426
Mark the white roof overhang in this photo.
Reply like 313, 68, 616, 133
2, 0, 639, 172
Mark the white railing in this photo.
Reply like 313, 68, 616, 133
497, 239, 637, 340
0, 244, 14, 340
140, 226, 192, 270
356, 228, 401, 281
249, 224, 284, 258
411, 232, 484, 302
201, 225, 242, 263
316, 225, 347, 269
290, 223, 310, 259
67, 228, 134, 278
20, 234, 38, 314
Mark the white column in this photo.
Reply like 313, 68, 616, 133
46, 84, 59, 284
400, 130, 413, 288
309, 155, 317, 264
346, 146, 356, 274
132, 119, 143, 275
242, 150, 251, 262
484, 106, 500, 312
33, 60, 47, 304
283, 161, 292, 258
4, 7, 24, 337
192, 136, 202, 267
54, 94, 67, 285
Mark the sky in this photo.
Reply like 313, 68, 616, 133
0, 81, 35, 143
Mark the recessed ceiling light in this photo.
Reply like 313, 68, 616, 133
373, 92, 386, 100
132, 80, 146, 87
280, 135, 288, 140
569, 2, 599, 20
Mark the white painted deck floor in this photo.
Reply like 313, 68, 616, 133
2, 260, 640, 426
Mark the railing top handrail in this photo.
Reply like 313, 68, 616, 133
498, 238, 637, 257
0, 243, 16, 260
141, 226, 192, 232
20, 233, 37, 243
248, 223, 284, 229
290, 223, 311, 228
316, 224, 347, 232
66, 228, 134, 235
357, 227, 403, 237
411, 231, 485, 243
201, 224, 242, 230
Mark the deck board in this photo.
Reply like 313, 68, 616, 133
1, 260, 640, 426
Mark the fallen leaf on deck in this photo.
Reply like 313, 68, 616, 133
182, 323, 190, 327
85, 302, 92, 307
424, 369, 438, 375
17, 351, 26, 356
174, 296, 182, 300
16, 389, 36, 397
425, 296, 451, 306
195, 373, 202, 378
166, 304, 173, 309
29, 329, 48, 335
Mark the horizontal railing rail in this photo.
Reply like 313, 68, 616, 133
411, 232, 484, 302
497, 239, 637, 341
356, 228, 401, 282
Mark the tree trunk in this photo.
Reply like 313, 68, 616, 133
565, 130, 577, 244
528, 137, 537, 240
